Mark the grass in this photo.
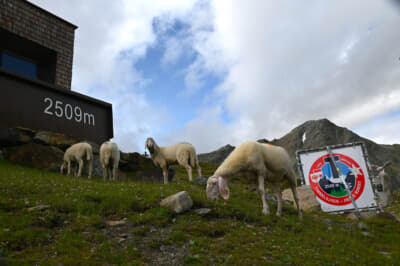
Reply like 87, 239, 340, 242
0, 159, 400, 265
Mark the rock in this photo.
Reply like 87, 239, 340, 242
33, 131, 78, 150
6, 143, 64, 172
105, 220, 127, 227
0, 149, 3, 160
194, 208, 212, 216
27, 205, 50, 212
357, 222, 369, 231
194, 176, 208, 185
361, 231, 373, 238
160, 191, 193, 214
375, 167, 393, 207
86, 141, 100, 155
0, 127, 32, 147
198, 144, 235, 164
282, 185, 321, 212
135, 168, 175, 183
119, 152, 154, 172
264, 192, 277, 203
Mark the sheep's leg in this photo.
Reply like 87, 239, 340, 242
77, 159, 83, 177
67, 161, 71, 176
290, 183, 303, 220
258, 176, 270, 215
196, 165, 202, 177
112, 165, 117, 181
102, 164, 107, 180
163, 168, 169, 184
185, 166, 193, 182
272, 183, 282, 217
88, 160, 93, 179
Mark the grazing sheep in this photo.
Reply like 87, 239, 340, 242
145, 137, 202, 184
206, 141, 302, 219
60, 142, 93, 179
99, 141, 120, 180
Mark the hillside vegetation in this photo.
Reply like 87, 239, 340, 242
0, 159, 400, 265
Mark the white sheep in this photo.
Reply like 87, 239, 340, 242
206, 141, 302, 219
145, 137, 202, 184
60, 142, 93, 179
99, 141, 120, 180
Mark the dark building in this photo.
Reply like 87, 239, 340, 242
0, 0, 76, 89
0, 0, 113, 143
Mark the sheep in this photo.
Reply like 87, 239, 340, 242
145, 137, 202, 184
206, 141, 302, 219
60, 142, 93, 179
99, 141, 120, 180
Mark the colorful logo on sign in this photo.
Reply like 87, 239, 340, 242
308, 153, 365, 206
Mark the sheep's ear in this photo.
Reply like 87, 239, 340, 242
218, 176, 230, 200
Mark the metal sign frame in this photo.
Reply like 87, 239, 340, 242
296, 141, 381, 215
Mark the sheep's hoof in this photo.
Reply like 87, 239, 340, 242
275, 212, 282, 217
262, 209, 270, 215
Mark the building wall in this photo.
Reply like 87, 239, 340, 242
0, 0, 77, 90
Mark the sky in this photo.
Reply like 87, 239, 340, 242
31, 0, 400, 153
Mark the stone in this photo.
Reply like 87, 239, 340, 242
0, 149, 4, 160
6, 143, 64, 172
135, 168, 175, 183
357, 222, 369, 231
264, 192, 277, 203
375, 166, 393, 207
105, 220, 127, 227
86, 141, 100, 155
194, 176, 208, 185
194, 208, 212, 216
361, 231, 373, 238
160, 191, 193, 214
282, 185, 321, 212
33, 131, 78, 150
27, 205, 50, 212
0, 127, 32, 147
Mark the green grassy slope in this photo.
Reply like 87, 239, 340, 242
0, 159, 399, 265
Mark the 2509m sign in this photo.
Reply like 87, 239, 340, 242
43, 97, 96, 126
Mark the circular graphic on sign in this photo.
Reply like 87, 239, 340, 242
308, 153, 365, 206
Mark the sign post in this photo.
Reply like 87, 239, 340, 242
296, 142, 379, 215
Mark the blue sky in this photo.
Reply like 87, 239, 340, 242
31, 0, 400, 153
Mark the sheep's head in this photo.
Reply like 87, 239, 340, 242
206, 176, 230, 201
145, 137, 156, 154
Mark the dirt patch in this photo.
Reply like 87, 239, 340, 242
100, 220, 191, 265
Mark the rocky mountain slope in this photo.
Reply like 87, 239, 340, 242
199, 118, 400, 189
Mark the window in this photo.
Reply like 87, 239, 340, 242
0, 29, 56, 84
1, 51, 37, 79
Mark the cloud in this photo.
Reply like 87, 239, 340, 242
163, 0, 400, 150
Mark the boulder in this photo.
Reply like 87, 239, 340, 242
5, 143, 64, 172
0, 127, 32, 147
134, 167, 175, 183
375, 167, 393, 207
282, 185, 321, 212
33, 131, 78, 150
160, 191, 193, 213
119, 152, 154, 172
198, 144, 235, 164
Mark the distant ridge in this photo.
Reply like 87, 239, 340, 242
198, 118, 400, 190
